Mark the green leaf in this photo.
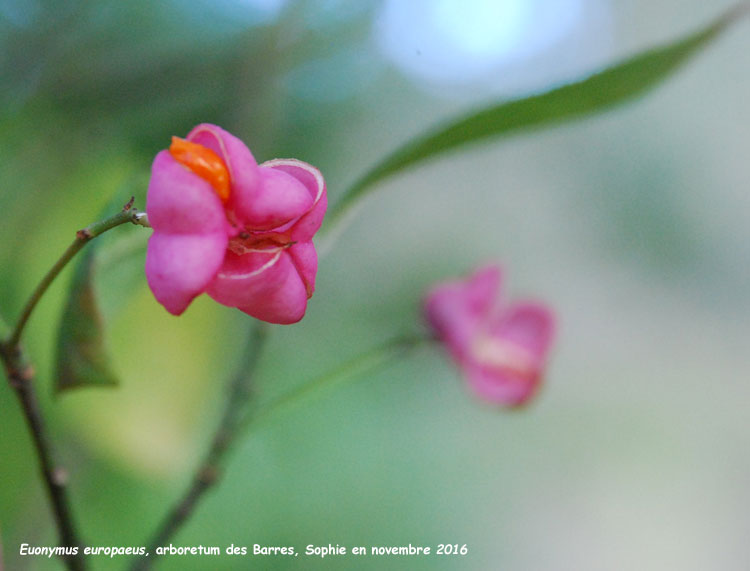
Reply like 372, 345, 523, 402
55, 248, 119, 392
54, 173, 150, 392
327, 6, 745, 228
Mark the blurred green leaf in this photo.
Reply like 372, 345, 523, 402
95, 232, 149, 322
0, 311, 9, 337
328, 6, 744, 227
55, 247, 119, 392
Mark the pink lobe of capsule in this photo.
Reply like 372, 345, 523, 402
424, 265, 556, 407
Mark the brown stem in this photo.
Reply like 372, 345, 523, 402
131, 323, 269, 571
0, 344, 86, 571
130, 331, 427, 570
0, 202, 149, 570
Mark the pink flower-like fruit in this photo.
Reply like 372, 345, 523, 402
145, 124, 326, 324
424, 265, 555, 407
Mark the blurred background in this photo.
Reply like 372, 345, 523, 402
1, 0, 749, 569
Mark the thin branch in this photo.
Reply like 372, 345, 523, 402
131, 331, 426, 571
0, 344, 86, 571
7, 203, 149, 348
0, 201, 149, 570
248, 334, 428, 432
131, 323, 269, 571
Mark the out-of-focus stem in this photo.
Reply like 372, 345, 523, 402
132, 323, 269, 571
132, 332, 426, 570
249, 334, 428, 432
0, 344, 86, 570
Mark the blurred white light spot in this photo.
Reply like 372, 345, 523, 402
433, 0, 527, 60
375, 0, 610, 94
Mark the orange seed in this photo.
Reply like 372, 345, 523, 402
169, 136, 231, 203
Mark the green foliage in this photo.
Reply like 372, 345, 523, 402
55, 247, 119, 391
54, 175, 149, 392
328, 7, 743, 227
0, 311, 8, 338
